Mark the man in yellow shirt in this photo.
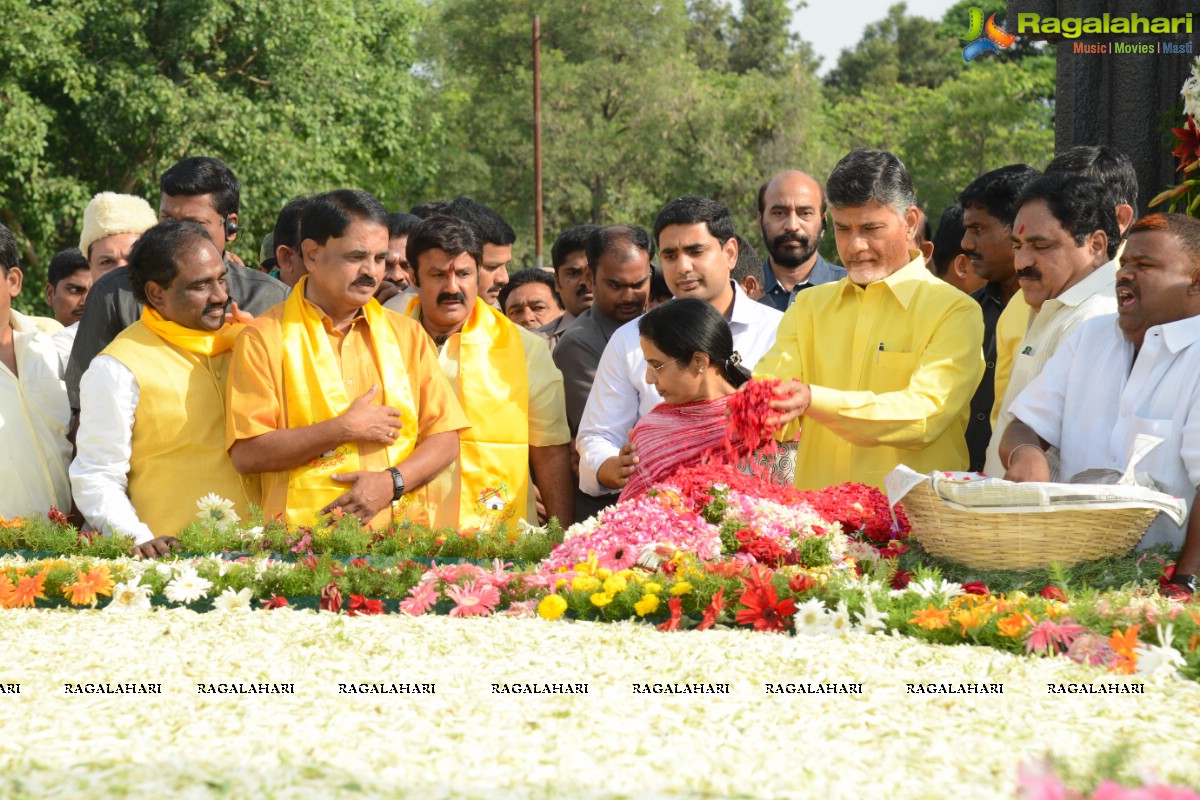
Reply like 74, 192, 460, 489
71, 221, 259, 557
759, 148, 985, 490
405, 215, 573, 531
226, 190, 468, 529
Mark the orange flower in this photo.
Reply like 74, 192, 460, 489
10, 573, 46, 608
1108, 625, 1141, 675
0, 573, 15, 609
909, 605, 951, 630
1187, 632, 1200, 653
62, 564, 115, 607
953, 605, 991, 635
997, 612, 1031, 638
0, 515, 26, 529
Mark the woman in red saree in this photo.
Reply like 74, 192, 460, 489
618, 299, 755, 501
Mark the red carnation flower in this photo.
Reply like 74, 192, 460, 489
657, 597, 684, 632
47, 506, 70, 526
697, 588, 725, 631
962, 581, 989, 595
891, 570, 912, 590
348, 594, 386, 616
260, 595, 288, 609
1040, 585, 1067, 602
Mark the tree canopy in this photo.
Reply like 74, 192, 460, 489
1, 0, 1055, 314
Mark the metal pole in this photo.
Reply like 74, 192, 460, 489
533, 14, 544, 270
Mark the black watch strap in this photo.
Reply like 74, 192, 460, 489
389, 467, 405, 501
1172, 573, 1197, 593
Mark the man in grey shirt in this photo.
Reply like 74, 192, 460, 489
66, 157, 287, 411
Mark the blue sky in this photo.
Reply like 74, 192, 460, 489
792, 0, 960, 74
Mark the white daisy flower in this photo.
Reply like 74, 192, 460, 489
195, 493, 240, 531
854, 599, 888, 634
163, 566, 212, 604
106, 578, 151, 613
793, 597, 831, 635
213, 587, 253, 613
827, 601, 852, 636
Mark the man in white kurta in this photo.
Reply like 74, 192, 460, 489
0, 224, 72, 519
1000, 215, 1200, 588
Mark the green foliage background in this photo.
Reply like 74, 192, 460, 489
1, 0, 1054, 314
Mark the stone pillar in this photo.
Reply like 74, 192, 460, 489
1008, 0, 1200, 213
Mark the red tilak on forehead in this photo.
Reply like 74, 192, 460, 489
1017, 224, 1025, 235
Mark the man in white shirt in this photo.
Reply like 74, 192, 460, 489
576, 196, 783, 497
982, 174, 1120, 476
999, 214, 1200, 590
0, 223, 73, 520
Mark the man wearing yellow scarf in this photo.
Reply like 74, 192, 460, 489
403, 215, 572, 533
71, 221, 260, 558
226, 190, 467, 530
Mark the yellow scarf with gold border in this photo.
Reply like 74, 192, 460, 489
280, 276, 423, 528
407, 296, 529, 532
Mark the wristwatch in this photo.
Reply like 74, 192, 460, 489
1172, 573, 1197, 594
389, 467, 406, 502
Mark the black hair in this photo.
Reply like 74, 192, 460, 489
585, 225, 654, 273
498, 269, 563, 313
159, 156, 240, 218
406, 214, 484, 286
1045, 145, 1139, 211
826, 148, 917, 213
300, 189, 389, 246
958, 164, 1041, 227
410, 200, 451, 219
387, 212, 422, 239
48, 248, 90, 285
446, 197, 516, 246
652, 196, 736, 246
273, 195, 310, 252
648, 268, 671, 304
730, 234, 760, 284
0, 222, 20, 274
638, 298, 750, 388
127, 221, 215, 305
552, 224, 601, 270
1017, 174, 1121, 259
930, 206, 966, 277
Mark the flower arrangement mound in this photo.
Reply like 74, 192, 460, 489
4, 469, 1200, 682
2, 611, 1199, 799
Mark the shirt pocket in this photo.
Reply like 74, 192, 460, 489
873, 350, 917, 393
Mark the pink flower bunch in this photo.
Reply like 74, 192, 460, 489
542, 495, 721, 571
722, 491, 837, 547
1019, 760, 1199, 800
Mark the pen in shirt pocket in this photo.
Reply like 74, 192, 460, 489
876, 342, 884, 363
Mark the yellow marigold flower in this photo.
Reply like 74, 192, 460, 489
572, 575, 601, 593
596, 568, 612, 580
669, 581, 693, 596
952, 606, 990, 635
590, 592, 614, 608
555, 579, 568, 590
643, 582, 663, 594
537, 594, 568, 620
616, 569, 636, 581
603, 575, 627, 594
634, 594, 660, 616
908, 605, 951, 630
997, 612, 1031, 638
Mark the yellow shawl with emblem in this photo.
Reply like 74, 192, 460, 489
280, 276, 424, 528
407, 295, 529, 532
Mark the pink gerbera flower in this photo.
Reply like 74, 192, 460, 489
1025, 618, 1087, 656
445, 581, 501, 617
399, 581, 439, 616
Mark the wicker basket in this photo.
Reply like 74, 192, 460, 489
901, 481, 1158, 570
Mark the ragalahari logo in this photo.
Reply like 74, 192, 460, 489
962, 7, 1017, 62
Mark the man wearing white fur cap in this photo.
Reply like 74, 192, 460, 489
50, 193, 158, 367
64, 157, 288, 414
